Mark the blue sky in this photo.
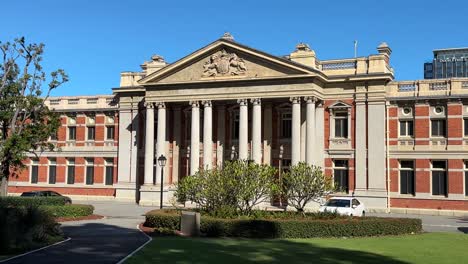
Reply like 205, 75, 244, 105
3, 0, 468, 96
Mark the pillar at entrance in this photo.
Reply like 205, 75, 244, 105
190, 101, 200, 175
203, 101, 213, 169
238, 99, 249, 160
155, 102, 166, 184
144, 102, 155, 185
251, 98, 262, 163
291, 97, 301, 165
305, 97, 316, 165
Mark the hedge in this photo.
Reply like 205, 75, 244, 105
145, 210, 181, 230
0, 196, 68, 207
144, 210, 422, 238
41, 204, 94, 218
200, 217, 422, 238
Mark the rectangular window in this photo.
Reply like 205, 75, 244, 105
31, 159, 39, 184
400, 160, 415, 195
399, 120, 414, 137
67, 158, 75, 184
50, 132, 58, 141
87, 126, 95, 140
68, 126, 76, 140
431, 119, 446, 137
106, 126, 115, 140
86, 158, 94, 185
333, 160, 349, 193
105, 159, 114, 185
464, 118, 468, 137
281, 113, 292, 139
465, 161, 468, 196
334, 112, 348, 138
48, 158, 56, 184
232, 112, 240, 140
432, 160, 447, 196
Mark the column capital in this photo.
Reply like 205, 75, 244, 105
144, 102, 155, 109
251, 98, 261, 105
237, 99, 248, 106
202, 100, 212, 107
290, 97, 301, 104
155, 102, 166, 109
190, 101, 200, 108
304, 96, 317, 104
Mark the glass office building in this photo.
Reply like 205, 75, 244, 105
424, 48, 468, 79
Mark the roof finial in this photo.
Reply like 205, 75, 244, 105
221, 32, 234, 41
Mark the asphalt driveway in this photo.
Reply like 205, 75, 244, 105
3, 201, 156, 264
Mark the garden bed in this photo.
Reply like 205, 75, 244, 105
144, 209, 422, 238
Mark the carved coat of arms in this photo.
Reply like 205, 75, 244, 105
202, 50, 247, 77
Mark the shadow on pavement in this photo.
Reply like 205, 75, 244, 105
4, 222, 148, 264
126, 236, 411, 264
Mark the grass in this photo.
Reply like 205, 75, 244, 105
126, 233, 468, 264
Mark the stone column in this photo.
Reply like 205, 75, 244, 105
203, 100, 213, 169
216, 105, 226, 167
155, 102, 166, 184
305, 97, 316, 165
238, 99, 249, 160
315, 101, 325, 169
355, 100, 367, 190
291, 97, 301, 165
172, 107, 181, 183
190, 101, 200, 175
144, 102, 155, 185
263, 103, 272, 165
251, 98, 262, 163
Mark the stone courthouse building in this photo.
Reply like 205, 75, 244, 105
8, 33, 468, 214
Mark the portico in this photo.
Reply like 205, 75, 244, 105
114, 33, 393, 208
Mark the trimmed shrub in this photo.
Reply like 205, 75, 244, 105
41, 204, 94, 218
143, 209, 422, 238
0, 206, 62, 254
0, 196, 68, 207
144, 210, 181, 230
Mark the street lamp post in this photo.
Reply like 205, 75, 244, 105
157, 155, 167, 210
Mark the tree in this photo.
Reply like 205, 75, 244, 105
175, 160, 278, 216
0, 37, 68, 196
282, 162, 334, 212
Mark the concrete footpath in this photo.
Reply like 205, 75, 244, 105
3, 201, 156, 264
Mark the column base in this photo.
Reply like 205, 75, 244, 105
352, 188, 388, 209
114, 183, 138, 202
139, 185, 176, 207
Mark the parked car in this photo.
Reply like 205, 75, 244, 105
20, 191, 72, 204
319, 197, 365, 217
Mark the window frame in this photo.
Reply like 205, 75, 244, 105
333, 111, 349, 139
30, 159, 39, 184
430, 119, 447, 138
431, 160, 448, 196
67, 158, 75, 184
280, 112, 292, 139
85, 158, 94, 185
68, 126, 77, 141
399, 120, 414, 138
48, 158, 57, 184
399, 160, 415, 195
333, 159, 349, 193
106, 126, 115, 140
105, 158, 114, 185
87, 126, 96, 141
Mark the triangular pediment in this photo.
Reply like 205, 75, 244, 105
138, 39, 318, 85
328, 101, 352, 109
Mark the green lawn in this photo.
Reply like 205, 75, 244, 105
126, 233, 468, 264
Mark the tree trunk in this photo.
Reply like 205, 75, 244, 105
0, 177, 8, 196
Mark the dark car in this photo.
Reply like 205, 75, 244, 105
20, 190, 72, 204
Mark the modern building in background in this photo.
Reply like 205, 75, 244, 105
424, 47, 468, 79
8, 34, 468, 214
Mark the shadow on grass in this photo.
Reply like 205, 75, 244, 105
3, 223, 148, 264
458, 227, 468, 234
129, 236, 410, 264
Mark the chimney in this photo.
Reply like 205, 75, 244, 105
377, 42, 392, 64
